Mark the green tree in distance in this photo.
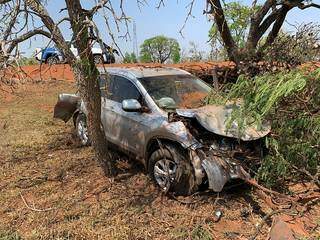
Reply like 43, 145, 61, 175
205, 0, 320, 64
123, 52, 138, 63
140, 35, 180, 63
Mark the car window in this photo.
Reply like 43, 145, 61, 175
139, 75, 212, 109
110, 75, 143, 103
99, 75, 110, 98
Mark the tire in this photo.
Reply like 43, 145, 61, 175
93, 55, 103, 64
105, 53, 115, 64
109, 55, 115, 64
148, 143, 197, 195
46, 56, 59, 65
75, 114, 90, 146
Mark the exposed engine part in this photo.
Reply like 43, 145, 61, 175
189, 149, 205, 185
169, 111, 265, 191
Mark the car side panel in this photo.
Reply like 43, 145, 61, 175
115, 110, 161, 157
101, 97, 118, 144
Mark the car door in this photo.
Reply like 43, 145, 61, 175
102, 75, 155, 155
99, 74, 118, 143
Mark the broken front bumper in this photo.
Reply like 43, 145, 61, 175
190, 148, 251, 192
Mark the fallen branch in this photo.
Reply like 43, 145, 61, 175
292, 165, 320, 189
245, 178, 292, 200
20, 192, 55, 212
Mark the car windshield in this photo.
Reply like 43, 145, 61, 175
139, 74, 212, 110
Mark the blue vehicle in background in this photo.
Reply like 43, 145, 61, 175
35, 41, 119, 65
35, 47, 63, 65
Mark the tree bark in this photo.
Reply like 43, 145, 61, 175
259, 6, 290, 52
72, 62, 116, 176
65, 0, 116, 176
208, 0, 239, 63
23, 0, 116, 176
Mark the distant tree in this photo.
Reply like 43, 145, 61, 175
181, 42, 205, 62
123, 52, 138, 63
205, 0, 320, 65
140, 35, 180, 63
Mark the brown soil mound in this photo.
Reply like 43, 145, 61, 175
2, 61, 236, 83
2, 64, 74, 82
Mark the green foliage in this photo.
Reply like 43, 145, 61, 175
191, 225, 212, 240
140, 35, 180, 63
0, 230, 21, 240
209, 2, 257, 50
16, 57, 38, 66
123, 52, 138, 63
262, 24, 320, 66
208, 68, 320, 187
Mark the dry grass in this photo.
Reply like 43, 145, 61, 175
0, 80, 319, 240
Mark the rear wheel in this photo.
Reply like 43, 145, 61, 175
93, 55, 103, 64
46, 56, 59, 65
148, 143, 197, 195
76, 114, 90, 146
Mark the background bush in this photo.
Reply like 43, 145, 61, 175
208, 66, 320, 188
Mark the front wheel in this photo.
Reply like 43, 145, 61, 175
93, 55, 103, 64
148, 143, 197, 195
46, 56, 59, 65
75, 114, 90, 146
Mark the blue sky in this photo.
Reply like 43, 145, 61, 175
20, 0, 319, 57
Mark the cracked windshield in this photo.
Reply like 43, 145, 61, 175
139, 75, 212, 109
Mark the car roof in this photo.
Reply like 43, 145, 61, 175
97, 66, 191, 78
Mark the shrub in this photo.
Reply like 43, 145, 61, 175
208, 66, 320, 188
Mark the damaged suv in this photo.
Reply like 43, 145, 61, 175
54, 67, 270, 195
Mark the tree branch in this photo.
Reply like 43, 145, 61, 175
0, 0, 12, 4
255, 7, 284, 41
24, 0, 75, 63
259, 5, 290, 52
88, 0, 109, 15
207, 0, 239, 62
298, 2, 320, 9
247, 0, 276, 49
7, 28, 51, 53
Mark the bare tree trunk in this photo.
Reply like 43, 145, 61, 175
23, 0, 117, 176
208, 0, 239, 64
73, 62, 116, 176
65, 0, 116, 176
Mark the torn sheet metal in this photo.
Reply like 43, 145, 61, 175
201, 152, 252, 192
176, 104, 271, 141
202, 157, 230, 192
53, 94, 80, 122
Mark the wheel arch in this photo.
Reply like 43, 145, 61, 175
44, 52, 59, 63
93, 53, 103, 59
145, 137, 189, 168
72, 110, 81, 127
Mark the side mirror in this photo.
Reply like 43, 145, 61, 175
122, 99, 142, 112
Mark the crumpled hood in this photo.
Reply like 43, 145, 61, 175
176, 104, 271, 141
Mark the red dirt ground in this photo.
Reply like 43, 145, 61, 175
0, 63, 319, 239
2, 61, 236, 83
3, 61, 318, 85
